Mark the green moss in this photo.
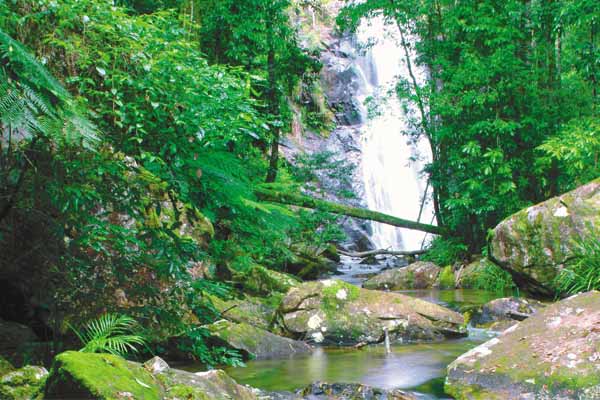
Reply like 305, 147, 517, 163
44, 351, 162, 400
438, 266, 455, 289
236, 264, 299, 295
0, 366, 47, 400
321, 280, 360, 317
0, 356, 14, 377
165, 384, 210, 400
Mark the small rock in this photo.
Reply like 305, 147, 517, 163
143, 356, 170, 374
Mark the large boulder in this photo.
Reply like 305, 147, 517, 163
0, 365, 48, 400
278, 280, 466, 346
44, 351, 162, 399
445, 291, 600, 399
206, 320, 312, 360
362, 261, 441, 290
491, 178, 600, 296
44, 352, 260, 400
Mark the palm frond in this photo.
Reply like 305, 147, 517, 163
69, 313, 147, 357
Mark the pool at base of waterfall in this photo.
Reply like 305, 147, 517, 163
216, 289, 507, 399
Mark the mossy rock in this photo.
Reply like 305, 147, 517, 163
0, 365, 47, 400
363, 261, 441, 290
279, 279, 466, 346
446, 291, 600, 399
44, 351, 162, 399
205, 320, 312, 360
156, 368, 256, 400
234, 265, 300, 296
491, 178, 600, 296
0, 355, 15, 377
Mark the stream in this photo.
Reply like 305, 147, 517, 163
223, 284, 502, 399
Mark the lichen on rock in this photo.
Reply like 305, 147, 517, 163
491, 178, 600, 296
205, 320, 312, 360
362, 261, 441, 290
445, 290, 600, 399
278, 279, 466, 346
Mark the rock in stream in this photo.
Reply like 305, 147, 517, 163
278, 279, 466, 346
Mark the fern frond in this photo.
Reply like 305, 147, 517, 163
69, 313, 147, 357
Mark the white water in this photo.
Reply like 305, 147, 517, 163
355, 18, 435, 251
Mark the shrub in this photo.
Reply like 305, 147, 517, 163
554, 227, 600, 295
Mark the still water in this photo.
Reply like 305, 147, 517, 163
222, 289, 502, 398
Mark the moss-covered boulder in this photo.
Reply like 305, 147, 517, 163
157, 368, 257, 400
278, 280, 466, 346
445, 291, 600, 399
362, 261, 441, 290
233, 265, 300, 296
205, 320, 312, 360
208, 294, 277, 330
491, 178, 600, 296
0, 365, 48, 400
44, 351, 163, 399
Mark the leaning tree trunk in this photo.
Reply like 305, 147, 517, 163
255, 188, 446, 236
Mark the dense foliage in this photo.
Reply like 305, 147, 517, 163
0, 0, 328, 364
339, 0, 600, 250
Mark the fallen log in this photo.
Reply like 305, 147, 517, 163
255, 188, 446, 236
338, 248, 426, 258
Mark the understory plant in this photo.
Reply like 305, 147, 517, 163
469, 263, 517, 293
69, 313, 147, 357
554, 227, 600, 295
422, 237, 468, 266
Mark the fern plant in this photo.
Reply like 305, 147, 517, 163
554, 227, 600, 295
69, 313, 147, 356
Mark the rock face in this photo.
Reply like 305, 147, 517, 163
0, 365, 48, 400
278, 280, 466, 345
362, 261, 441, 290
491, 178, 600, 295
299, 382, 417, 400
446, 291, 600, 400
206, 320, 312, 360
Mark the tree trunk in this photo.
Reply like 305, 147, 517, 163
255, 188, 446, 236
338, 248, 427, 258
265, 5, 280, 183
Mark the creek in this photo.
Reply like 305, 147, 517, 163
223, 288, 503, 399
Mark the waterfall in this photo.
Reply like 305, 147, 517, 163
354, 17, 435, 251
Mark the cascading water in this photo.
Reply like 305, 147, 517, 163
355, 18, 435, 251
